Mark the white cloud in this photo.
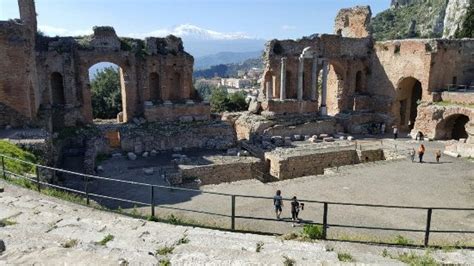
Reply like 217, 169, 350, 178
39, 23, 254, 41
281, 25, 296, 31
130, 24, 252, 40
38, 25, 92, 36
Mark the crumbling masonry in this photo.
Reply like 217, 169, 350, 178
256, 6, 473, 145
0, 0, 209, 131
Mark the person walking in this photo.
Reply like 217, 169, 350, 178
290, 196, 304, 226
273, 190, 283, 220
410, 148, 416, 162
418, 144, 425, 163
435, 149, 442, 163
393, 126, 398, 140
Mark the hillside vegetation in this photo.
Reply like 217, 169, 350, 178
371, 0, 448, 40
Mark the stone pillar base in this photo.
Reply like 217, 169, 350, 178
320, 106, 327, 116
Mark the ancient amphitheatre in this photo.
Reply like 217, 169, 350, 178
0, 0, 473, 264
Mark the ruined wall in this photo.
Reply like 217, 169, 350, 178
440, 92, 474, 105
179, 156, 261, 185
414, 103, 474, 140
0, 1, 205, 131
0, 20, 38, 126
260, 35, 372, 115
265, 148, 358, 180
119, 121, 236, 153
428, 39, 474, 90
334, 6, 372, 38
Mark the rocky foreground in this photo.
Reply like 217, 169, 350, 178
1, 180, 473, 265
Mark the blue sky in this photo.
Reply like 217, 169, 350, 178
1, 0, 388, 40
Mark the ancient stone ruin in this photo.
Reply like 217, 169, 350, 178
0, 0, 209, 131
0, 1, 473, 184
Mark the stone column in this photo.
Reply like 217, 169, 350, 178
321, 60, 329, 115
280, 57, 287, 101
266, 81, 272, 100
297, 56, 304, 101
311, 57, 318, 101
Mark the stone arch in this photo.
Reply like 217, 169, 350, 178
395, 77, 422, 130
435, 113, 471, 140
149, 72, 161, 102
51, 72, 65, 105
286, 70, 294, 99
169, 72, 182, 101
263, 71, 276, 98
88, 62, 124, 121
355, 70, 363, 94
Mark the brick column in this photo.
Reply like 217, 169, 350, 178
297, 56, 304, 101
321, 60, 328, 115
280, 57, 287, 101
311, 57, 318, 101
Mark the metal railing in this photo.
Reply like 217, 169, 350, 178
445, 84, 474, 92
1, 153, 473, 248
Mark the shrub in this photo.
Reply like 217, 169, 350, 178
301, 224, 324, 240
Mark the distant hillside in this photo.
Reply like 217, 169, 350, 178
371, 0, 472, 40
193, 57, 263, 79
194, 51, 262, 70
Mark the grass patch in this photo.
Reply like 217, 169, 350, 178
156, 246, 174, 256
98, 234, 114, 246
282, 255, 296, 266
395, 251, 437, 266
0, 140, 37, 175
177, 234, 189, 245
0, 218, 17, 227
394, 234, 414, 245
337, 252, 355, 262
158, 258, 171, 266
301, 224, 324, 240
62, 239, 78, 248
95, 153, 110, 165
255, 241, 264, 252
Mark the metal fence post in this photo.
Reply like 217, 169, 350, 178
231, 195, 236, 231
322, 202, 328, 240
1, 156, 5, 179
151, 186, 155, 217
424, 208, 432, 247
84, 175, 90, 205
36, 166, 41, 192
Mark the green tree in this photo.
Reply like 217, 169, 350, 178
91, 66, 122, 119
210, 87, 229, 113
455, 5, 474, 38
210, 87, 248, 113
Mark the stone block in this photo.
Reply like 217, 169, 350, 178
179, 116, 194, 123
143, 168, 154, 175
127, 152, 137, 161
323, 137, 335, 142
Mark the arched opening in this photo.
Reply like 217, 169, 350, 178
149, 72, 161, 102
355, 71, 363, 94
285, 71, 292, 99
396, 77, 422, 130
88, 62, 124, 122
263, 71, 274, 98
51, 72, 65, 105
435, 114, 470, 140
169, 72, 182, 101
